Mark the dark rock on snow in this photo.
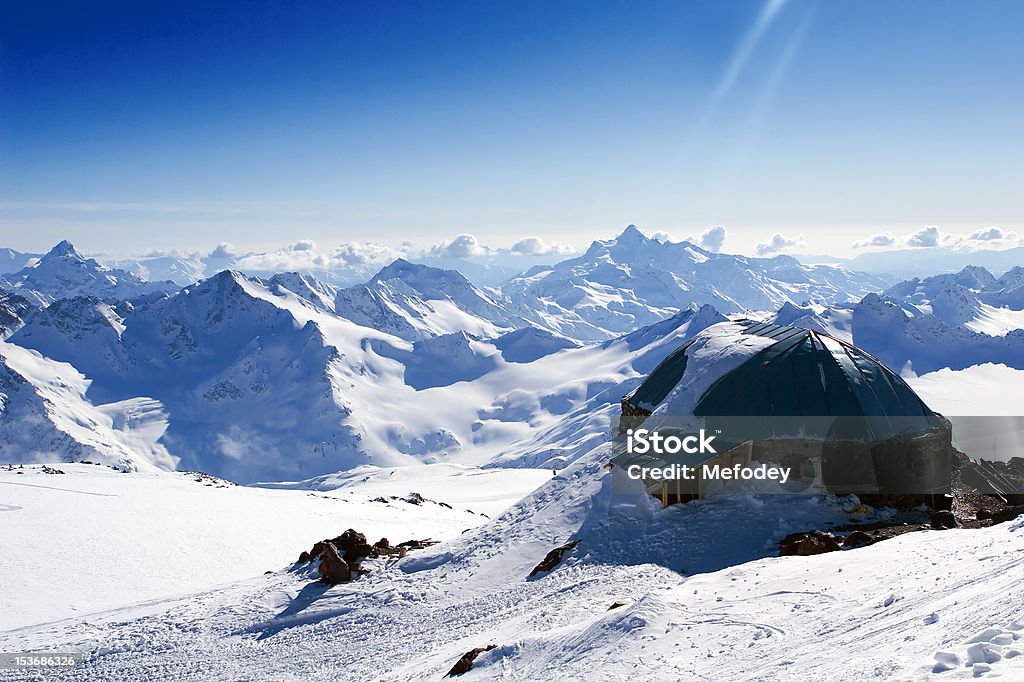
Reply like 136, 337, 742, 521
446, 644, 497, 677
841, 530, 875, 548
778, 530, 841, 556
317, 542, 352, 584
529, 540, 579, 577
296, 528, 439, 583
931, 510, 958, 529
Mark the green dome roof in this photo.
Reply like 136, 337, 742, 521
626, 320, 942, 442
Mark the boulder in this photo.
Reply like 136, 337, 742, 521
778, 530, 841, 556
317, 542, 352, 584
841, 530, 875, 548
988, 505, 1024, 525
333, 529, 374, 562
930, 510, 957, 529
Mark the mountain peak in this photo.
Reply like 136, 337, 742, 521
616, 224, 649, 243
371, 258, 471, 289
955, 265, 996, 288
42, 240, 84, 261
373, 258, 422, 279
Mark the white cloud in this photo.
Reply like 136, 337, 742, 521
698, 225, 727, 252
756, 232, 804, 256
427, 234, 492, 259
208, 242, 237, 259
968, 226, 1012, 241
852, 232, 897, 249
907, 225, 940, 248
228, 239, 406, 275
509, 236, 575, 256
331, 241, 407, 266
851, 225, 1023, 252
651, 231, 674, 243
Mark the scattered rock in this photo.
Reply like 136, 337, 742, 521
404, 492, 425, 505
529, 540, 579, 577
333, 529, 374, 561
778, 530, 841, 557
297, 529, 439, 582
931, 510, 958, 529
41, 466, 65, 475
988, 505, 1024, 525
841, 530, 875, 548
446, 644, 497, 677
317, 542, 352, 584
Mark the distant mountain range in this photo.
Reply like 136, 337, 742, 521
2, 230, 1022, 480
798, 246, 1024, 280
501, 225, 890, 340
2, 266, 726, 480
3, 227, 892, 341
0, 240, 178, 306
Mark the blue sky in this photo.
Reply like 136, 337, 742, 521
2, 0, 1022, 256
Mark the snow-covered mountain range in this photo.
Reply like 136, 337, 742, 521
881, 265, 1024, 334
334, 258, 526, 341
770, 266, 1024, 375
501, 225, 891, 340
4, 261, 726, 481
1, 232, 1021, 482
0, 240, 179, 306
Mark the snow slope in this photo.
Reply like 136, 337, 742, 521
908, 363, 1024, 416
0, 463, 549, 630
3, 447, 1021, 681
0, 341, 175, 472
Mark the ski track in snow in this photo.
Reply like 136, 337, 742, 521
0, 480, 118, 496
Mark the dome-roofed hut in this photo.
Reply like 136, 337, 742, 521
616, 320, 953, 506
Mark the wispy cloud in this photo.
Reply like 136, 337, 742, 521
852, 232, 897, 249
